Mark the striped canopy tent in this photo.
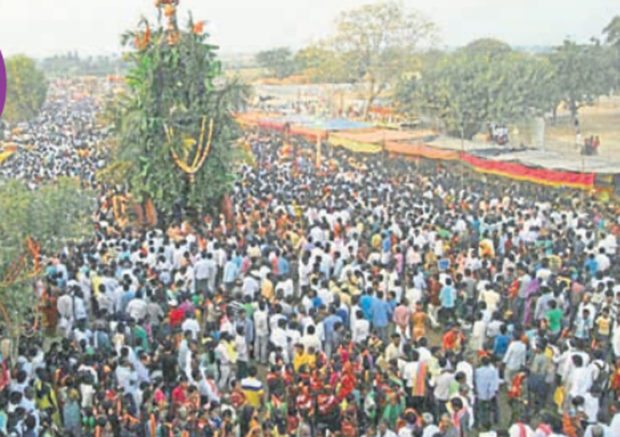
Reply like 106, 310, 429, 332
311, 118, 371, 131
289, 125, 328, 141
385, 141, 460, 160
461, 152, 595, 189
249, 114, 372, 141
275, 115, 329, 141
368, 106, 394, 116
329, 129, 435, 154
234, 112, 280, 127
329, 137, 383, 154
257, 119, 287, 131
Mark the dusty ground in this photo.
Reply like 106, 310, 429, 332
544, 95, 620, 160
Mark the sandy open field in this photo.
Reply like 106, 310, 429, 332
544, 95, 620, 161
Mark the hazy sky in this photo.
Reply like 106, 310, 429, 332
0, 0, 617, 57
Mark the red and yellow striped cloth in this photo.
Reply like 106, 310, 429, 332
461, 152, 595, 189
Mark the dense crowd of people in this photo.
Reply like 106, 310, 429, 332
0, 79, 110, 188
0, 80, 619, 437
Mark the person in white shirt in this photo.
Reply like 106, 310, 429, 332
253, 302, 269, 364
172, 243, 186, 271
181, 313, 201, 341
599, 232, 617, 256
268, 307, 287, 333
73, 290, 88, 323
503, 333, 527, 384
469, 313, 487, 351
479, 284, 501, 314
201, 370, 221, 404
193, 251, 211, 292
568, 354, 592, 398
214, 334, 234, 390
112, 283, 128, 314
298, 258, 312, 290
285, 322, 301, 362
400, 351, 419, 393
595, 248, 610, 272
310, 224, 326, 245
421, 413, 440, 437
509, 422, 534, 437
242, 273, 260, 300
352, 309, 370, 344
300, 324, 321, 352
275, 277, 294, 299
317, 283, 333, 307
235, 325, 249, 379
582, 390, 601, 425
536, 258, 552, 284
456, 359, 474, 390
270, 318, 289, 363
57, 291, 74, 337
608, 409, 620, 437
126, 291, 148, 322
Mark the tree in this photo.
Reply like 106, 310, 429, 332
603, 16, 620, 90
0, 178, 95, 353
327, 1, 436, 118
603, 16, 620, 47
397, 49, 554, 139
2, 55, 48, 123
462, 38, 512, 56
294, 46, 353, 83
40, 54, 129, 77
255, 47, 296, 79
535, 55, 564, 122
105, 0, 249, 218
550, 39, 611, 121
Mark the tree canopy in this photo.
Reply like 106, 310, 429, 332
397, 48, 554, 139
2, 55, 48, 124
255, 47, 296, 79
39, 53, 129, 77
294, 46, 353, 83
326, 1, 436, 117
0, 178, 95, 344
603, 16, 620, 90
549, 39, 612, 120
603, 16, 620, 47
462, 38, 512, 56
394, 27, 618, 140
239, 2, 618, 145
105, 1, 249, 217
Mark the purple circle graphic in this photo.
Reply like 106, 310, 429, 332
0, 51, 5, 118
